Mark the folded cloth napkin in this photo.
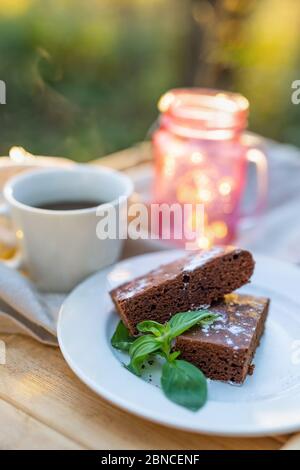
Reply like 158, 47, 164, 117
0, 263, 64, 346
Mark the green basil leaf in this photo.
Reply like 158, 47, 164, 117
111, 321, 135, 352
161, 359, 207, 411
137, 320, 166, 337
200, 314, 221, 327
168, 350, 181, 362
168, 311, 219, 339
128, 335, 161, 376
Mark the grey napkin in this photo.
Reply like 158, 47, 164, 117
0, 263, 64, 346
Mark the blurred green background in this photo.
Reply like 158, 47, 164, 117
0, 0, 300, 161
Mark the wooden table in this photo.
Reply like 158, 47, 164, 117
0, 145, 295, 450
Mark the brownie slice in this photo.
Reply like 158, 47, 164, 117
110, 247, 255, 335
175, 293, 269, 384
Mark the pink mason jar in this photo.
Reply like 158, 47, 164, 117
152, 88, 267, 247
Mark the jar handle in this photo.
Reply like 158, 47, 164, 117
241, 146, 268, 225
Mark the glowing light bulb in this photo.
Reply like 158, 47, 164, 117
197, 188, 213, 203
210, 221, 228, 239
191, 151, 204, 164
219, 178, 233, 196
197, 235, 211, 250
16, 230, 24, 240
9, 146, 34, 163
158, 92, 175, 112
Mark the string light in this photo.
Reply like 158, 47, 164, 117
210, 221, 228, 239
219, 178, 233, 196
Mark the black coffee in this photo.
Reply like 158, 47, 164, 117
36, 200, 105, 211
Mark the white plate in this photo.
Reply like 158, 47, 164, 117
58, 251, 300, 436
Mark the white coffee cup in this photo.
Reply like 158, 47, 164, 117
0, 166, 133, 292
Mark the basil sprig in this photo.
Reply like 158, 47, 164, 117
111, 310, 218, 411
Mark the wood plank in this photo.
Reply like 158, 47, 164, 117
91, 142, 151, 171
0, 397, 82, 450
0, 334, 283, 450
281, 434, 300, 450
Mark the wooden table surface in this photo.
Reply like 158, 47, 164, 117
0, 145, 296, 450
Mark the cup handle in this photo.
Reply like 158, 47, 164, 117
0, 203, 23, 269
241, 147, 268, 224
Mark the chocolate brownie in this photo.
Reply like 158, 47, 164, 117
175, 293, 269, 384
110, 247, 255, 335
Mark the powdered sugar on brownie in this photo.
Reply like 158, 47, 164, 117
183, 246, 235, 272
179, 294, 269, 350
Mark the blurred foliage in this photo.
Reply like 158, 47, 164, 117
192, 0, 300, 147
1, 0, 300, 161
0, 0, 190, 161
